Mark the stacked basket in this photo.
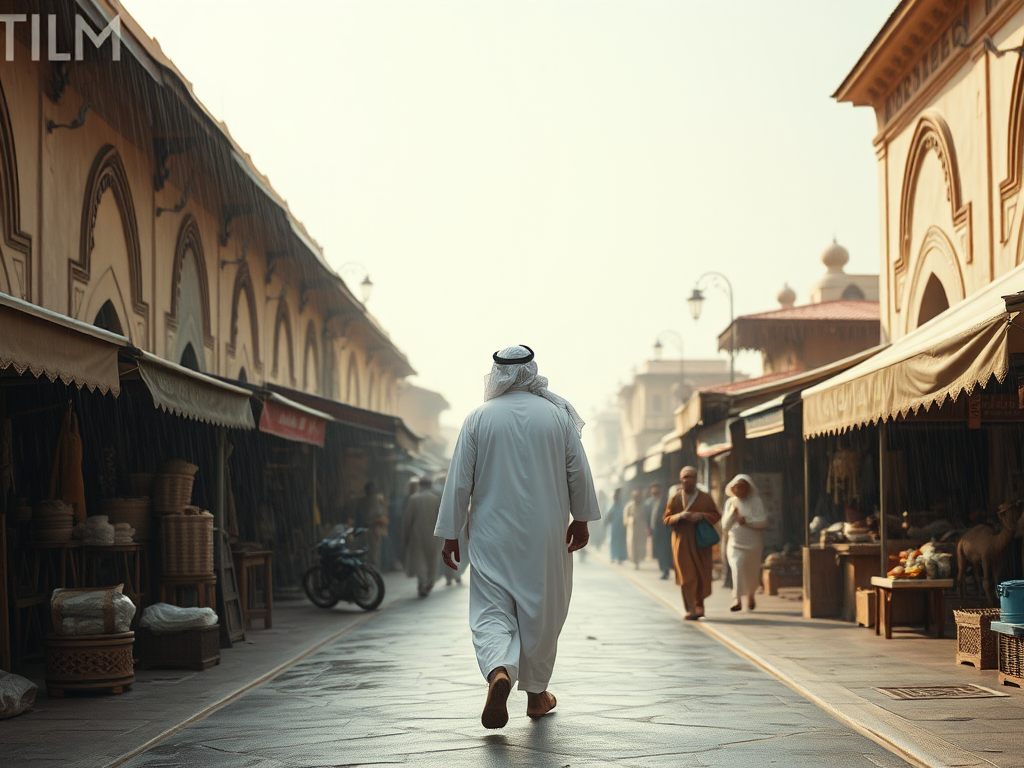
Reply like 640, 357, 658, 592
153, 461, 198, 516
100, 498, 153, 542
33, 500, 75, 543
160, 507, 214, 577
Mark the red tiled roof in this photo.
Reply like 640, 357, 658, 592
735, 300, 879, 323
701, 370, 794, 394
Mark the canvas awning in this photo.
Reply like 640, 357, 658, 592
134, 352, 255, 429
802, 266, 1024, 438
0, 293, 125, 395
739, 395, 787, 440
696, 418, 735, 458
258, 392, 330, 447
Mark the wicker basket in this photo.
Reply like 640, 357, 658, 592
153, 473, 195, 515
101, 498, 153, 541
160, 513, 214, 576
998, 632, 1024, 686
954, 608, 1001, 669
44, 632, 134, 696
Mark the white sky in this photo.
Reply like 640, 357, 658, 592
123, 0, 895, 439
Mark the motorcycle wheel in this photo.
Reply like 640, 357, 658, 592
352, 565, 385, 611
302, 566, 340, 609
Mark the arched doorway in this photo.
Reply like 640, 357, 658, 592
179, 343, 200, 372
237, 367, 248, 384
93, 300, 123, 335
917, 273, 949, 328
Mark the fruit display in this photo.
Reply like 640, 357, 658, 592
886, 542, 952, 579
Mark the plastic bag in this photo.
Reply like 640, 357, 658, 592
140, 602, 218, 634
0, 672, 37, 719
51, 585, 136, 635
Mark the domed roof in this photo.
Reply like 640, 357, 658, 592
777, 283, 796, 308
822, 238, 849, 272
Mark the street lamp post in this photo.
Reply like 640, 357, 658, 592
339, 262, 374, 304
687, 271, 735, 383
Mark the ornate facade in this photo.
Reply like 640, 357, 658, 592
0, 2, 414, 408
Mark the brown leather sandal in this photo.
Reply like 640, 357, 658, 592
526, 691, 557, 718
481, 668, 511, 729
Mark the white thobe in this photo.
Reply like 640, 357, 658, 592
435, 390, 601, 693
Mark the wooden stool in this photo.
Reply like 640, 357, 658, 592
232, 550, 273, 629
160, 574, 217, 609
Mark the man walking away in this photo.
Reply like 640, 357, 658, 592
402, 477, 444, 597
645, 483, 672, 579
436, 345, 601, 729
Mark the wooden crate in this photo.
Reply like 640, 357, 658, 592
955, 608, 1000, 670
135, 625, 220, 671
856, 589, 875, 628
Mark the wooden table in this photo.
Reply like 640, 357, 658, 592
872, 576, 954, 639
232, 550, 273, 630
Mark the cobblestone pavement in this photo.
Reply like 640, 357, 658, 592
119, 558, 911, 768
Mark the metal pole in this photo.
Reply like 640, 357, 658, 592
803, 437, 810, 548
727, 282, 735, 383
878, 421, 887, 578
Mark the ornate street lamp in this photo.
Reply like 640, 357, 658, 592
340, 262, 374, 303
688, 272, 734, 383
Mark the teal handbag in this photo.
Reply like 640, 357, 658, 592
695, 518, 720, 549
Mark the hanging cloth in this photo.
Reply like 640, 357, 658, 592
49, 405, 87, 523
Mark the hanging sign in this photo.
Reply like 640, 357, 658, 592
259, 397, 327, 446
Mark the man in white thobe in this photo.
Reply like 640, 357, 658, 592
401, 477, 443, 597
435, 345, 601, 729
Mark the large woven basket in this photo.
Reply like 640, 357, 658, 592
954, 608, 1001, 669
153, 473, 195, 515
44, 632, 135, 696
101, 498, 153, 541
160, 514, 214, 576
999, 632, 1024, 680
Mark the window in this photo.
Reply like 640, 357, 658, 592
841, 284, 865, 300
179, 343, 200, 372
92, 300, 123, 335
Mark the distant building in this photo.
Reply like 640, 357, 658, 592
396, 382, 451, 465
718, 241, 881, 374
617, 358, 739, 469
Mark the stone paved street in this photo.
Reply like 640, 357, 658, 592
119, 559, 911, 768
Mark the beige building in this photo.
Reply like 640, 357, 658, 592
617, 358, 738, 469
0, 1, 413, 408
834, 0, 1024, 340
396, 381, 451, 462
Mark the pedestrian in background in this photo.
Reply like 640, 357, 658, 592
624, 489, 647, 569
663, 466, 721, 620
607, 487, 627, 564
645, 483, 672, 579
402, 476, 444, 597
436, 344, 600, 729
722, 474, 768, 612
355, 482, 387, 568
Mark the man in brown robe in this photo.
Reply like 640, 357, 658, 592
663, 466, 721, 620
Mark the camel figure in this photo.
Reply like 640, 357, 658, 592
956, 500, 1023, 606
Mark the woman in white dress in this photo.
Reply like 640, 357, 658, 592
722, 474, 769, 611
623, 490, 647, 569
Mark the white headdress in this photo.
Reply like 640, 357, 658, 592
483, 345, 585, 436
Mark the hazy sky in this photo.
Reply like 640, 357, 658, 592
123, 0, 895, 440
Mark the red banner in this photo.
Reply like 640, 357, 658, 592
259, 398, 326, 446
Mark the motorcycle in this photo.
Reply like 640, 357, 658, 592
302, 526, 385, 611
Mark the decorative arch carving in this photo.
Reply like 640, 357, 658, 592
73, 145, 148, 319
903, 226, 965, 336
272, 298, 295, 385
896, 112, 971, 311
1000, 53, 1024, 243
166, 214, 214, 349
227, 260, 262, 372
0, 76, 31, 300
303, 320, 319, 392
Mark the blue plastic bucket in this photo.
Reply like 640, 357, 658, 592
997, 580, 1024, 624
